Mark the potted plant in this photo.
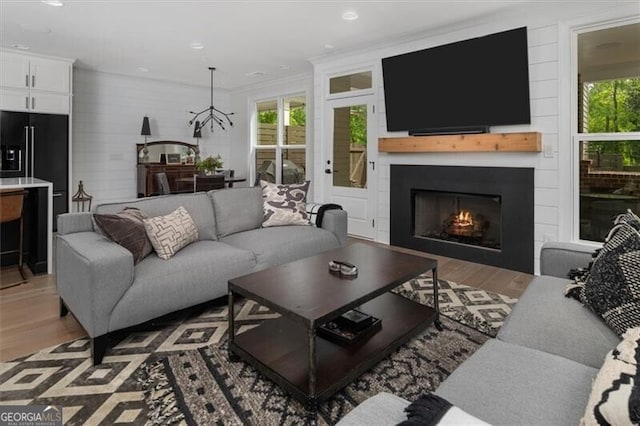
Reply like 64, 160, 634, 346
196, 154, 223, 175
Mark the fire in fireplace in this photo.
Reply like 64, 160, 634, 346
413, 190, 502, 250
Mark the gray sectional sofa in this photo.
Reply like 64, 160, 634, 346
56, 187, 347, 365
338, 241, 621, 425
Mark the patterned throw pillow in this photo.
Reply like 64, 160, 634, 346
260, 180, 310, 228
143, 206, 198, 260
565, 216, 640, 336
581, 327, 640, 425
93, 207, 153, 264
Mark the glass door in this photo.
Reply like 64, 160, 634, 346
325, 95, 377, 239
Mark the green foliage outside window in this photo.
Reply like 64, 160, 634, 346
350, 105, 367, 146
585, 78, 640, 166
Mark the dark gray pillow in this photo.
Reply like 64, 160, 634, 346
93, 207, 153, 264
566, 220, 640, 336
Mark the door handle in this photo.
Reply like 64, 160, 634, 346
324, 169, 332, 174
53, 192, 63, 197
25, 74, 29, 87
24, 126, 29, 176
368, 161, 375, 171
25, 97, 29, 109
30, 126, 35, 177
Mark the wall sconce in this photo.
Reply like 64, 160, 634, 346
141, 116, 151, 162
193, 120, 202, 162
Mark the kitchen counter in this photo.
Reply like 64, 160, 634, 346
0, 177, 53, 274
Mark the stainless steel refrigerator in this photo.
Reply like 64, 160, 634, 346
0, 110, 69, 225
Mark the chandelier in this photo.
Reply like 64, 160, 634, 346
188, 67, 234, 133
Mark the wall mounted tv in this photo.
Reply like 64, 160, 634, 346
382, 27, 531, 135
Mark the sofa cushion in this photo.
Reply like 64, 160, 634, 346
209, 187, 263, 237
498, 275, 620, 368
108, 241, 256, 332
582, 327, 640, 426
93, 207, 153, 264
336, 392, 409, 426
260, 180, 310, 227
144, 206, 198, 260
434, 339, 599, 426
220, 225, 339, 270
94, 193, 217, 241
566, 221, 640, 336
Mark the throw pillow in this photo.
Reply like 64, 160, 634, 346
581, 327, 640, 426
93, 207, 153, 264
565, 220, 640, 336
143, 206, 198, 260
260, 180, 310, 228
398, 393, 490, 426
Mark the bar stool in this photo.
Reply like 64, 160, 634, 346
0, 189, 28, 289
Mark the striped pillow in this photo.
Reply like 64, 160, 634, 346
581, 327, 640, 425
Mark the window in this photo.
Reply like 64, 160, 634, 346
255, 95, 306, 184
576, 22, 640, 242
329, 71, 372, 95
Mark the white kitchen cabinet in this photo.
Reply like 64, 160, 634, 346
0, 50, 72, 114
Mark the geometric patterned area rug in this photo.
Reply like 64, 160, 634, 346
142, 316, 489, 425
393, 274, 518, 337
0, 278, 515, 425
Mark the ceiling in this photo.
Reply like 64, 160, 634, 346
1, 0, 534, 90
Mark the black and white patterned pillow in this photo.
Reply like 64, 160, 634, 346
260, 180, 310, 228
143, 206, 199, 260
581, 327, 640, 425
566, 218, 640, 336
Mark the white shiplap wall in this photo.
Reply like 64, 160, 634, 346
311, 2, 637, 273
72, 69, 231, 204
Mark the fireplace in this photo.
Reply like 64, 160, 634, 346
391, 165, 534, 273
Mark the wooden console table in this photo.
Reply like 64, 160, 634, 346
137, 164, 197, 197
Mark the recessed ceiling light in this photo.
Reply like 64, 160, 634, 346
279, 65, 290, 70
324, 44, 335, 50
41, 0, 63, 6
245, 71, 266, 77
12, 44, 30, 50
137, 67, 149, 73
342, 10, 358, 21
190, 42, 204, 50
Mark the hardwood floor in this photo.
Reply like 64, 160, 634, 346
0, 238, 534, 362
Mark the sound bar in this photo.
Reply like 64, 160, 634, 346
409, 125, 489, 136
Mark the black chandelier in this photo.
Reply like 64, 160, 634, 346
188, 67, 234, 133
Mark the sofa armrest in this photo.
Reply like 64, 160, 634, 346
56, 232, 134, 337
57, 212, 94, 235
321, 209, 348, 246
540, 241, 599, 279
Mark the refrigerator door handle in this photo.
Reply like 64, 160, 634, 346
24, 126, 29, 176
30, 126, 35, 178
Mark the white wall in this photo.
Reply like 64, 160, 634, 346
72, 69, 231, 204
311, 2, 638, 273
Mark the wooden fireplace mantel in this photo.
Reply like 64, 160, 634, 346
378, 132, 541, 153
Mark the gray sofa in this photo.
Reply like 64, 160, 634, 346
56, 187, 347, 365
338, 242, 621, 425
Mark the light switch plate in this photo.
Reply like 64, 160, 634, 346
543, 144, 554, 158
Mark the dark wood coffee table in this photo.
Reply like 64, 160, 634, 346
227, 243, 439, 422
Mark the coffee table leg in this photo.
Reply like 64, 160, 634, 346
228, 291, 239, 361
307, 326, 318, 423
432, 267, 443, 331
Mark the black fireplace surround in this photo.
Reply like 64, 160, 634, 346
391, 165, 534, 273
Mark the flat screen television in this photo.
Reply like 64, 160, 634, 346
382, 27, 531, 134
